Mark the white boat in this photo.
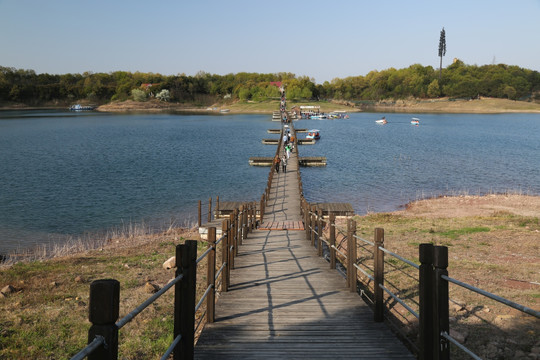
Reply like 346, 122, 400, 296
411, 117, 420, 125
375, 117, 387, 124
220, 109, 230, 113
306, 129, 321, 140
310, 114, 327, 120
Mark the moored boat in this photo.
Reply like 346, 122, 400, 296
411, 117, 420, 125
375, 117, 387, 125
306, 129, 321, 140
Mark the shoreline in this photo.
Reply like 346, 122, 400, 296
2, 97, 540, 114
2, 193, 539, 264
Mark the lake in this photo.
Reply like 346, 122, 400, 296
1, 110, 539, 254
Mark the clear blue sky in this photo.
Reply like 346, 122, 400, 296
1, 0, 539, 84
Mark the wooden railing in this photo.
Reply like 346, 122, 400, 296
300, 204, 540, 360
70, 201, 256, 360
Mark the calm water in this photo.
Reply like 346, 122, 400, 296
1, 110, 539, 253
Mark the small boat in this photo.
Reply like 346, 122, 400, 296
306, 129, 321, 140
220, 109, 230, 113
69, 104, 95, 111
411, 117, 420, 125
375, 117, 387, 125
310, 114, 327, 120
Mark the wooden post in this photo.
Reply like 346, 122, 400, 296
260, 195, 265, 224
207, 227, 216, 323
216, 196, 219, 219
433, 246, 449, 360
198, 200, 202, 227
304, 201, 310, 240
238, 205, 244, 244
251, 202, 256, 230
174, 240, 197, 360
310, 206, 316, 246
374, 228, 385, 321
329, 213, 336, 269
419, 243, 434, 360
242, 204, 248, 240
229, 214, 235, 269
221, 220, 229, 292
233, 209, 239, 256
88, 279, 119, 360
317, 208, 323, 257
347, 219, 357, 292
208, 197, 212, 222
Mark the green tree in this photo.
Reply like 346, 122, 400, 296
427, 79, 441, 98
131, 89, 146, 102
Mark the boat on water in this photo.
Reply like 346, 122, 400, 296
375, 117, 387, 125
310, 114, 327, 120
220, 109, 230, 113
69, 104, 95, 111
411, 117, 420, 125
306, 129, 321, 140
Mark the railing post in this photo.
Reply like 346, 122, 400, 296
317, 208, 323, 257
304, 201, 310, 240
207, 227, 216, 323
347, 219, 357, 292
260, 195, 265, 223
216, 195, 219, 219
433, 246, 449, 360
310, 206, 316, 246
329, 213, 336, 269
221, 220, 229, 292
229, 214, 235, 269
174, 240, 197, 360
242, 204, 248, 240
238, 205, 244, 244
374, 228, 385, 322
88, 279, 120, 360
208, 197, 212, 222
198, 200, 202, 227
419, 243, 434, 360
251, 202, 256, 230
233, 209, 239, 254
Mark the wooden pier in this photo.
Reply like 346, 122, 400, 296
195, 120, 413, 359
249, 156, 326, 166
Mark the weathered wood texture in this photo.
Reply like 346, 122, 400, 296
195, 140, 414, 359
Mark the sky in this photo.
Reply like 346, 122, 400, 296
1, 0, 539, 84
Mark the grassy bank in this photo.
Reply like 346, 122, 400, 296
1, 195, 539, 359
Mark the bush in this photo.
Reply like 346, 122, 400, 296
131, 89, 147, 102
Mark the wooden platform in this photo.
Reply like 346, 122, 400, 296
249, 156, 326, 166
309, 202, 355, 216
258, 220, 304, 231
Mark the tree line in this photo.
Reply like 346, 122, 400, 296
1, 61, 539, 106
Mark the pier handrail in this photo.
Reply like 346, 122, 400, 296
70, 199, 257, 359
301, 205, 539, 359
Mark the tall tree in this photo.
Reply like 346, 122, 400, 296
438, 27, 447, 80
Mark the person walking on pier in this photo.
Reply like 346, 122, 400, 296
285, 144, 291, 159
281, 155, 287, 173
273, 155, 281, 173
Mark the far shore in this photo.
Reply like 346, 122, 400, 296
3, 97, 540, 114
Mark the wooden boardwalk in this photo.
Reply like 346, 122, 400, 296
195, 128, 414, 359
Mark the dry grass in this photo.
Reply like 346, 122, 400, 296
0, 226, 218, 359
331, 194, 540, 359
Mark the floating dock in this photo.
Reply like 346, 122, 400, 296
262, 139, 316, 145
249, 156, 326, 166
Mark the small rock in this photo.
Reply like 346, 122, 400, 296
0, 292, 6, 298
49, 281, 58, 287
163, 256, 176, 270
483, 306, 491, 313
124, 264, 130, 269
74, 276, 85, 283
450, 328, 468, 344
1, 285, 15, 295
77, 301, 87, 307
144, 282, 160, 294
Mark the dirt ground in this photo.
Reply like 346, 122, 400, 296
401, 194, 540, 218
